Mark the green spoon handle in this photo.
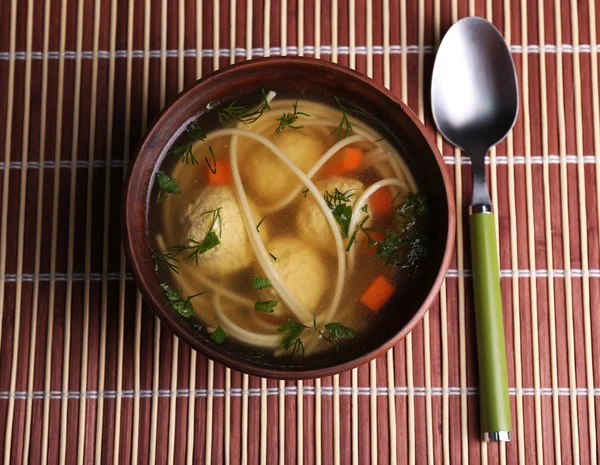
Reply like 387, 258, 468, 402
469, 211, 512, 441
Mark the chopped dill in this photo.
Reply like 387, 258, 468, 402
151, 248, 180, 275
217, 89, 271, 125
302, 188, 309, 198
256, 215, 266, 233
361, 204, 369, 213
186, 121, 207, 140
168, 144, 198, 165
275, 100, 311, 133
330, 97, 368, 140
205, 146, 217, 174
156, 171, 180, 204
345, 191, 429, 274
324, 188, 355, 237
167, 120, 206, 165
269, 253, 278, 262
217, 101, 248, 125
171, 208, 223, 263
373, 136, 386, 143
345, 214, 371, 252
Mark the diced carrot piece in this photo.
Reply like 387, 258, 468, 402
323, 147, 364, 175
361, 231, 386, 257
369, 187, 393, 216
361, 275, 396, 313
206, 160, 233, 185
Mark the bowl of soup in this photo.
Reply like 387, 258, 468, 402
123, 57, 455, 379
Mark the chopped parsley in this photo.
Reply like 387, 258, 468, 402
275, 100, 311, 133
302, 188, 309, 198
324, 188, 355, 237
252, 276, 271, 290
277, 321, 308, 357
155, 171, 180, 204
255, 300, 278, 313
269, 253, 278, 262
211, 326, 227, 344
151, 248, 180, 275
171, 208, 223, 263
312, 313, 356, 349
160, 283, 205, 318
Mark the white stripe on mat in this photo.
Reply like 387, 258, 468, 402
2, 268, 600, 281
0, 43, 599, 60
1, 155, 596, 170
1, 386, 600, 399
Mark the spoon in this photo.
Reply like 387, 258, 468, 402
431, 16, 518, 442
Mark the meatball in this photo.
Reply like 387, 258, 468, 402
183, 185, 266, 277
296, 176, 366, 253
240, 131, 325, 204
256, 236, 328, 312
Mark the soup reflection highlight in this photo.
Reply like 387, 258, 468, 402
151, 95, 428, 357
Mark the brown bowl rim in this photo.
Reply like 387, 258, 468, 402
122, 56, 456, 380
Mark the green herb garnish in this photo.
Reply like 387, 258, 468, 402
346, 191, 429, 273
168, 144, 198, 165
302, 188, 309, 198
324, 188, 355, 237
374, 192, 428, 270
256, 215, 266, 233
160, 283, 205, 317
252, 276, 271, 290
373, 136, 386, 143
269, 253, 278, 262
167, 121, 207, 165
205, 146, 217, 174
277, 321, 308, 357
151, 249, 180, 275
217, 89, 271, 125
345, 214, 371, 252
173, 292, 206, 317
255, 300, 278, 313
156, 171, 180, 203
171, 208, 223, 263
160, 282, 183, 301
312, 313, 355, 350
323, 323, 356, 341
361, 204, 368, 213
211, 326, 227, 344
330, 97, 367, 140
275, 101, 311, 133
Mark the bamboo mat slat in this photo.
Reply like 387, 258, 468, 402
1, 0, 600, 463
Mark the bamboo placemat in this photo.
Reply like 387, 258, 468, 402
1, 0, 599, 463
